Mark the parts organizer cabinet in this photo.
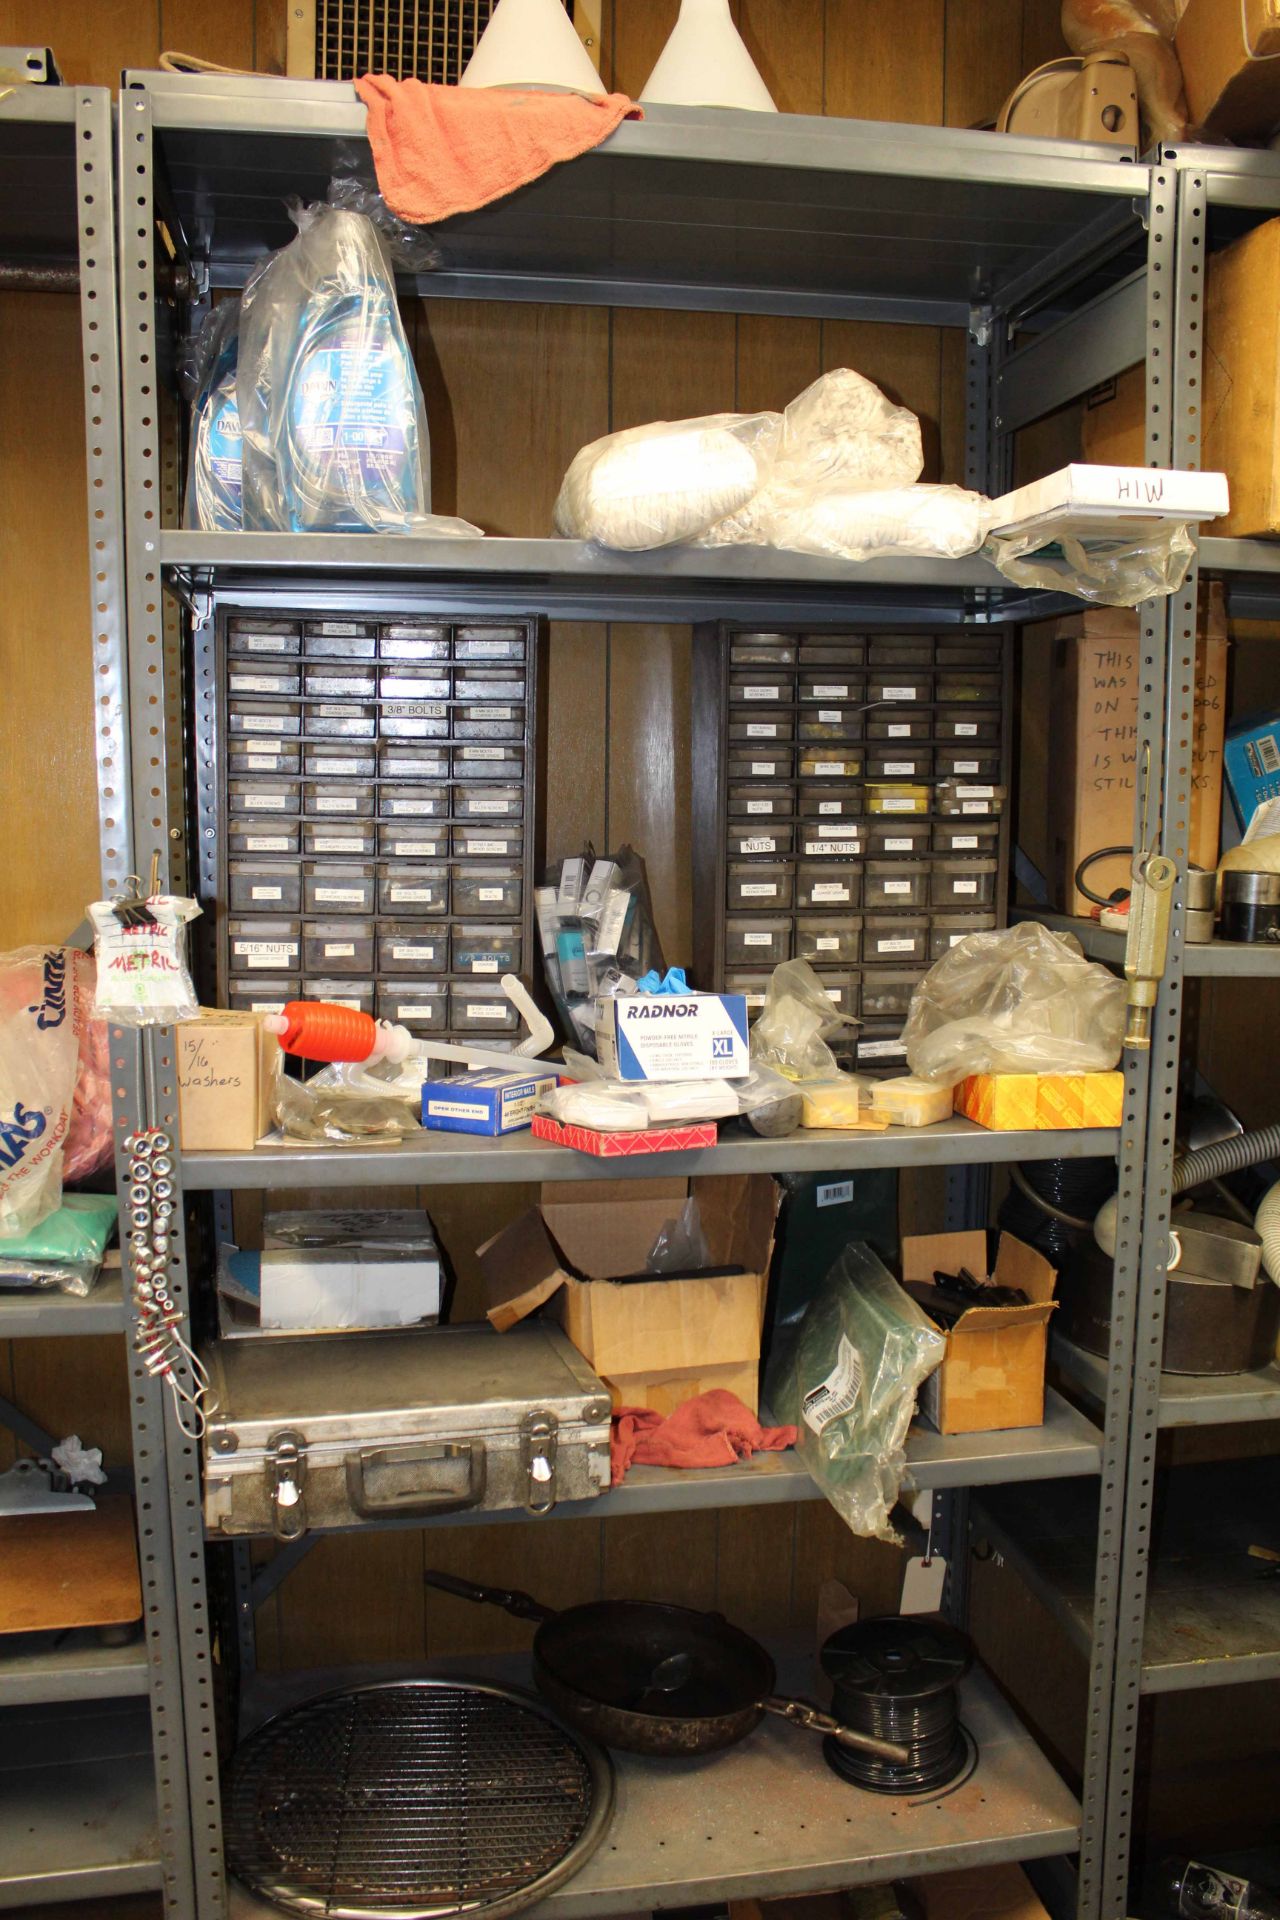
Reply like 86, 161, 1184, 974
196, 604, 545, 1041
693, 624, 1010, 1075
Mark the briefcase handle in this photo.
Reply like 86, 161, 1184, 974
344, 1440, 486, 1519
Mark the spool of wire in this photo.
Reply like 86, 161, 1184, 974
819, 1617, 972, 1795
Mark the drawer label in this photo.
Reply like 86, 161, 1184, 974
952, 760, 980, 774
950, 835, 978, 850
812, 882, 849, 902
877, 937, 915, 954
743, 932, 774, 947
247, 793, 288, 809
387, 798, 436, 815
883, 685, 918, 700
231, 673, 288, 694
812, 761, 845, 775
245, 837, 290, 853
957, 785, 994, 798
815, 936, 839, 952
746, 800, 773, 814
952, 879, 979, 895
250, 885, 284, 901
813, 684, 848, 698
384, 700, 447, 718
884, 761, 914, 776
467, 1001, 506, 1015
882, 797, 917, 813
390, 886, 435, 903
477, 887, 505, 902
324, 943, 356, 959
887, 724, 911, 738
884, 838, 913, 852
955, 722, 978, 737
740, 882, 778, 898
742, 686, 780, 700
860, 1038, 906, 1059
315, 887, 365, 904
806, 839, 859, 855
818, 801, 843, 816
313, 835, 361, 853
746, 723, 778, 738
315, 796, 359, 813
392, 944, 436, 962
237, 943, 298, 967
882, 880, 912, 897
817, 709, 842, 723
468, 839, 512, 855
468, 800, 510, 815
391, 840, 439, 857
240, 634, 291, 653
240, 714, 286, 733
739, 836, 776, 854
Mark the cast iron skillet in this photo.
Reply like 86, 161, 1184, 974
424, 1571, 907, 1763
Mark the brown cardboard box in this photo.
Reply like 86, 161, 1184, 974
1203, 218, 1280, 537
1039, 587, 1227, 914
479, 1175, 778, 1415
176, 1009, 280, 1152
1081, 363, 1144, 469
1176, 0, 1280, 141
902, 1231, 1056, 1435
912, 1865, 1054, 1920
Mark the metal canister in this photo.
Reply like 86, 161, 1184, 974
1220, 869, 1280, 943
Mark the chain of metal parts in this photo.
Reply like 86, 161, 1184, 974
123, 1127, 213, 1438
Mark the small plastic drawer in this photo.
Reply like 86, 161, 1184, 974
798, 671, 865, 705
730, 633, 797, 665
936, 781, 1007, 817
304, 864, 375, 915
935, 708, 1001, 744
453, 865, 523, 917
795, 916, 861, 964
229, 817, 302, 857
308, 701, 377, 739
228, 619, 301, 656
228, 661, 300, 698
453, 702, 525, 741
229, 699, 301, 739
799, 635, 866, 667
379, 865, 449, 916
796, 864, 860, 910
303, 920, 375, 974
454, 667, 525, 703
933, 820, 1000, 856
305, 746, 376, 779
378, 981, 449, 1031
454, 626, 526, 662
452, 824, 524, 861
303, 977, 375, 1014
936, 747, 1002, 782
229, 862, 302, 913
304, 620, 376, 657
450, 980, 519, 1030
929, 914, 996, 960
861, 968, 925, 1020
931, 858, 998, 908
867, 747, 933, 782
453, 744, 524, 780
228, 918, 301, 975
304, 662, 377, 699
864, 914, 929, 964
867, 708, 932, 742
856, 1024, 910, 1074
798, 784, 860, 820
727, 862, 793, 910
869, 635, 934, 667
798, 707, 863, 742
379, 822, 449, 861
381, 746, 450, 780
867, 673, 931, 705
866, 783, 930, 817
303, 780, 375, 819
729, 669, 794, 705
380, 782, 449, 819
798, 823, 865, 859
228, 776, 300, 816
725, 972, 774, 1017
305, 820, 376, 859
227, 976, 300, 1014
727, 783, 793, 820
935, 670, 1001, 703
228, 743, 301, 776
728, 748, 792, 781
378, 925, 447, 973
798, 750, 860, 780
380, 701, 450, 740
380, 624, 450, 661
866, 818, 930, 857
454, 783, 523, 821
380, 664, 453, 703
864, 861, 928, 909
452, 925, 523, 976
728, 710, 794, 744
728, 823, 794, 858
937, 635, 1003, 667
725, 917, 791, 968
817, 975, 860, 1021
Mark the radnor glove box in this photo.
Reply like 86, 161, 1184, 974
594, 992, 750, 1081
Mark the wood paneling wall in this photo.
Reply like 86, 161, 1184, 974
0, 0, 1067, 1676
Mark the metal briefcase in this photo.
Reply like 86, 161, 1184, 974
202, 1322, 613, 1539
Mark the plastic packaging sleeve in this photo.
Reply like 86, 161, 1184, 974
985, 519, 1196, 608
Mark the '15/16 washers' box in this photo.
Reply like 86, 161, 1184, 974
594, 994, 750, 1082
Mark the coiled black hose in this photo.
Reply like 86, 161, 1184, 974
996, 1156, 1117, 1263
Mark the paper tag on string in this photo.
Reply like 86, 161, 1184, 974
900, 1554, 948, 1615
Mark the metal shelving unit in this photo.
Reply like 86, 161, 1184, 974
1054, 1333, 1280, 1429
107, 68, 1206, 1920
1014, 910, 1280, 978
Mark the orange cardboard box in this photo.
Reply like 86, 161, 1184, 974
903, 1231, 1057, 1435
956, 1071, 1124, 1131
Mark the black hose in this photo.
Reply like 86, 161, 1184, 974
996, 1156, 1117, 1264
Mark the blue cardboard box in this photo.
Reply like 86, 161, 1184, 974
421, 1066, 560, 1136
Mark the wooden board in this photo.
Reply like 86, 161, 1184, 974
0, 1494, 140, 1633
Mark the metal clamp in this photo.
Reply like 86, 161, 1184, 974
520, 1411, 558, 1515
266, 1431, 307, 1542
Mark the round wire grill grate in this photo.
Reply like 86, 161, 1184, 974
225, 1679, 614, 1920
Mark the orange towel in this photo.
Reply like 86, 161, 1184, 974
610, 1391, 797, 1487
355, 75, 642, 227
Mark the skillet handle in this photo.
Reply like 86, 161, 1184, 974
760, 1697, 911, 1766
423, 1567, 554, 1623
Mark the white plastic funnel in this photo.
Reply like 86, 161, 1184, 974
460, 0, 604, 93
641, 0, 777, 112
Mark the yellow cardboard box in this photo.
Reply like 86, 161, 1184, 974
903, 1231, 1057, 1434
176, 1009, 280, 1152
956, 1070, 1123, 1131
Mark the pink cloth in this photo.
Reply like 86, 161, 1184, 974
610, 1390, 798, 1487
354, 75, 641, 226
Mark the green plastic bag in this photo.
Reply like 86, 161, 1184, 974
0, 1193, 118, 1297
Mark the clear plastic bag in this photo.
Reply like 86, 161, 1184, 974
88, 895, 201, 1027
647, 1197, 711, 1273
744, 482, 989, 563
986, 519, 1195, 608
902, 921, 1127, 1083
554, 413, 779, 549
749, 958, 859, 1080
0, 949, 108, 1238
536, 846, 665, 1055
327, 145, 442, 274
274, 1061, 422, 1143
765, 1241, 945, 1542
181, 300, 242, 531
0, 1194, 118, 1298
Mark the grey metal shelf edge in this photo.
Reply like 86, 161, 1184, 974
0, 1260, 126, 1336
0, 1700, 164, 1906
0, 1632, 150, 1708
1054, 1333, 1280, 1429
1012, 909, 1280, 977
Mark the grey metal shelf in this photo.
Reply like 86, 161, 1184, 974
0, 1258, 126, 1338
0, 1629, 149, 1707
226, 1661, 1079, 1920
179, 1116, 1120, 1190
978, 1466, 1280, 1693
1013, 910, 1280, 977
0, 85, 80, 271
0, 1700, 162, 1906
1054, 1333, 1280, 1428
